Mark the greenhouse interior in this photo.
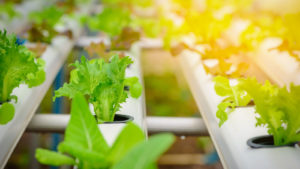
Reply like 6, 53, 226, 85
0, 0, 300, 169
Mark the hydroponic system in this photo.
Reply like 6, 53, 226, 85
0, 0, 300, 169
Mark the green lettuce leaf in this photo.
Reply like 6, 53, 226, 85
36, 94, 174, 168
54, 56, 104, 100
125, 77, 143, 98
275, 84, 300, 144
58, 142, 108, 168
238, 78, 300, 145
0, 30, 45, 124
35, 148, 75, 166
55, 55, 137, 122
111, 133, 175, 169
63, 94, 109, 153
213, 76, 252, 126
238, 78, 282, 138
107, 122, 145, 164
29, 6, 64, 28
91, 55, 132, 122
36, 94, 109, 168
88, 7, 131, 37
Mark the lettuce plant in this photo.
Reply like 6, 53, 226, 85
239, 78, 300, 145
27, 6, 64, 43
213, 76, 252, 126
215, 76, 300, 145
36, 94, 174, 169
54, 55, 142, 122
0, 30, 45, 124
88, 7, 131, 37
86, 0, 159, 48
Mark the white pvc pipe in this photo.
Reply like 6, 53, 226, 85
27, 114, 209, 136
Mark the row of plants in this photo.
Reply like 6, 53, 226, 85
158, 0, 300, 148
92, 0, 299, 85
1, 0, 95, 57
214, 76, 300, 147
1, 1, 177, 168
55, 0, 300, 148
89, 0, 300, 149
0, 0, 95, 124
164, 0, 299, 76
1, 24, 172, 169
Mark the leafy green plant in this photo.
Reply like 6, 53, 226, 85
54, 55, 142, 122
215, 76, 300, 145
213, 76, 252, 126
238, 78, 300, 145
0, 30, 45, 124
86, 0, 159, 47
27, 6, 64, 43
88, 7, 131, 37
36, 94, 175, 169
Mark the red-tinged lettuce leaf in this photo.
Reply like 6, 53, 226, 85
84, 42, 126, 61
110, 27, 140, 50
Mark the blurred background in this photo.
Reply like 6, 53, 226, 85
3, 0, 300, 168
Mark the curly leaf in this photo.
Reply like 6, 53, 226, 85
91, 55, 132, 122
125, 77, 143, 98
213, 76, 251, 126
